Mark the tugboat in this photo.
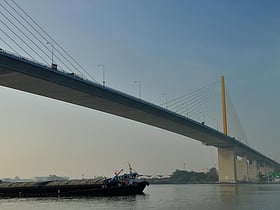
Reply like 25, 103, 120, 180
0, 163, 149, 198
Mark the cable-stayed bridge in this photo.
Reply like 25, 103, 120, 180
1, 50, 279, 182
0, 0, 279, 182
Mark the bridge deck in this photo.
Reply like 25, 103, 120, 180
0, 51, 279, 168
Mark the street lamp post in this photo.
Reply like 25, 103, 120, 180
134, 81, 141, 99
98, 64, 105, 87
162, 93, 167, 109
46, 42, 54, 65
185, 102, 188, 117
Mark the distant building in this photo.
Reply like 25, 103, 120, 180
1, 177, 33, 182
34, 175, 69, 182
201, 168, 210, 173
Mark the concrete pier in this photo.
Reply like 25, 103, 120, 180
248, 160, 258, 182
236, 155, 248, 182
218, 151, 279, 182
218, 147, 236, 182
1, 51, 280, 184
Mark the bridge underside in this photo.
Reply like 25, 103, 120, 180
0, 53, 234, 148
1, 52, 280, 182
218, 146, 278, 182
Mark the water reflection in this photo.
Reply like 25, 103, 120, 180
1, 184, 280, 210
218, 184, 280, 210
218, 184, 239, 209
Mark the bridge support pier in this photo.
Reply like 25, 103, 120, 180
219, 151, 278, 182
257, 160, 266, 177
248, 160, 258, 181
256, 160, 274, 178
236, 155, 248, 182
266, 164, 273, 175
218, 148, 257, 182
218, 147, 237, 182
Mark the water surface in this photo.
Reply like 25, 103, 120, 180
0, 184, 279, 210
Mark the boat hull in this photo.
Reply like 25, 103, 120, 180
0, 181, 149, 198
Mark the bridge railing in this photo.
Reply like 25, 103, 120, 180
0, 48, 222, 135
1, 49, 280, 167
0, 48, 88, 82
0, 48, 50, 70
1, 48, 212, 133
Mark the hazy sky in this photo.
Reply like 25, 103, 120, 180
0, 0, 280, 179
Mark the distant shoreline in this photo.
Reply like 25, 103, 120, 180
146, 181, 280, 185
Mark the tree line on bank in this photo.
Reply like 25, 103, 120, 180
146, 167, 219, 184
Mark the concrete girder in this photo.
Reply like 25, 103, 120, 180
1, 51, 280, 183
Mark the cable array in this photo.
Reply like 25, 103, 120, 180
162, 81, 221, 130
0, 1, 251, 146
225, 90, 249, 145
0, 0, 98, 83
162, 80, 249, 146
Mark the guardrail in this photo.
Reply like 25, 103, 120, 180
0, 48, 87, 81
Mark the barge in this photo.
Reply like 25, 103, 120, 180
0, 165, 149, 198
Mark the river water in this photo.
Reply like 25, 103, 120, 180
0, 184, 279, 210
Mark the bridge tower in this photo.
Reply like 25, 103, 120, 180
217, 76, 279, 182
218, 76, 237, 182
